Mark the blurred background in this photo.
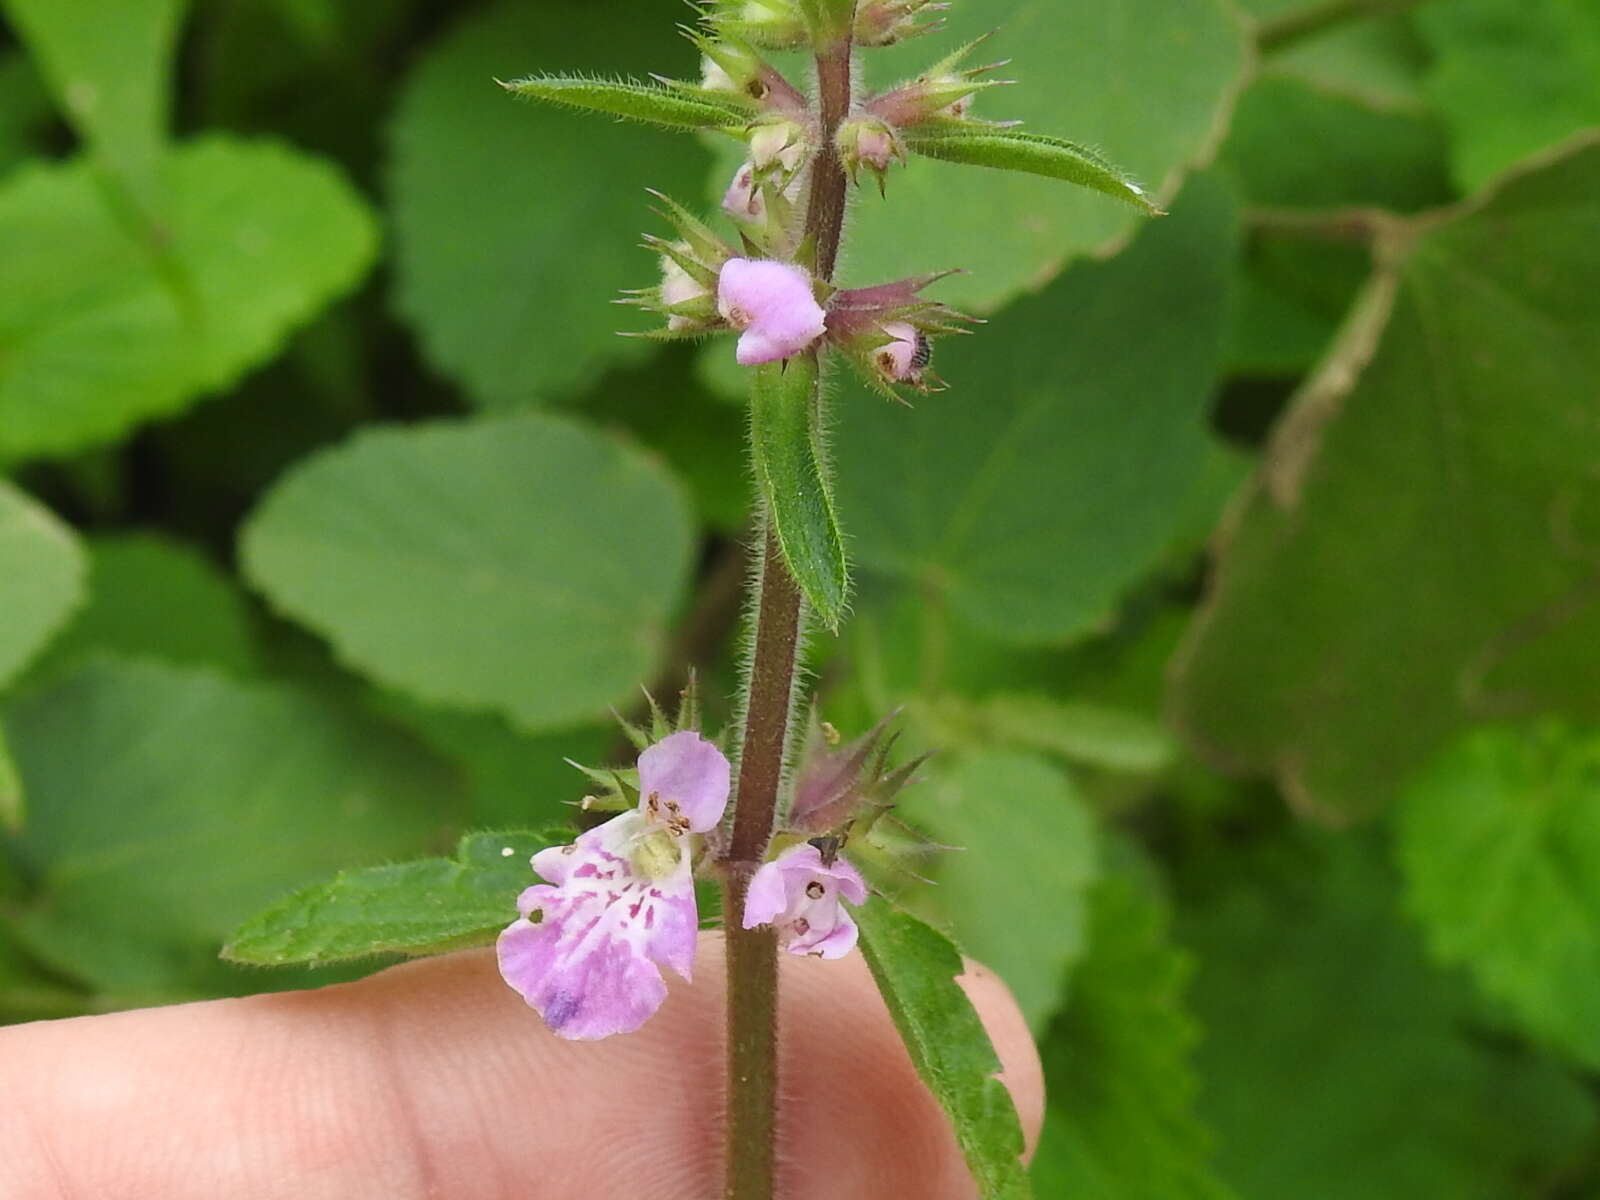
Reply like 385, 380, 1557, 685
2, 0, 1599, 1194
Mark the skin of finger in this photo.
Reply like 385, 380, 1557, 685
0, 934, 1043, 1199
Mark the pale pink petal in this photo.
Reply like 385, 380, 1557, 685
876, 321, 921, 381
793, 909, 859, 959
637, 730, 731, 833
717, 258, 826, 363
497, 918, 667, 1040
742, 857, 793, 929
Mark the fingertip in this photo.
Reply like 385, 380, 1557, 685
957, 958, 1045, 1160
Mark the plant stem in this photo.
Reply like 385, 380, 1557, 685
721, 26, 857, 1200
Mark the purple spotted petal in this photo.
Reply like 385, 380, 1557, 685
497, 811, 699, 1039
637, 730, 731, 833
739, 842, 868, 959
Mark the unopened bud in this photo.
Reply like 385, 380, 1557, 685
660, 254, 713, 331
749, 118, 809, 176
836, 116, 904, 185
722, 161, 767, 224
854, 0, 946, 47
711, 0, 809, 49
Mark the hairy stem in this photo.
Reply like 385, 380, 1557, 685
721, 25, 857, 1200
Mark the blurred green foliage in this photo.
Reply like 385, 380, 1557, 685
1, 0, 1598, 1194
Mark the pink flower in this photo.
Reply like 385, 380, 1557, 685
721, 161, 766, 223
742, 842, 869, 958
496, 731, 731, 1039
875, 321, 925, 382
717, 257, 827, 365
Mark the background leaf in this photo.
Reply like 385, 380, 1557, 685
1179, 831, 1596, 1198
3, 658, 458, 996
0, 479, 86, 688
2, 0, 184, 212
834, 0, 1250, 311
1398, 722, 1600, 1069
1032, 877, 1231, 1199
389, 0, 716, 408
1419, 0, 1600, 192
834, 172, 1238, 643
1171, 138, 1600, 820
0, 136, 378, 462
241, 412, 694, 731
225, 829, 561, 965
855, 897, 1033, 1200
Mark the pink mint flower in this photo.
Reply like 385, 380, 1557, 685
875, 320, 925, 382
497, 731, 731, 1040
717, 257, 827, 365
742, 842, 869, 958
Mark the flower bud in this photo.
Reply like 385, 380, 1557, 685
836, 115, 904, 188
873, 321, 929, 384
749, 118, 810, 177
865, 37, 1013, 128
660, 254, 714, 332
722, 161, 767, 224
709, 0, 809, 50
854, 0, 946, 47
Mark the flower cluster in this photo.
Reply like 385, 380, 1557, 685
616, 3, 1006, 397
499, 708, 929, 1037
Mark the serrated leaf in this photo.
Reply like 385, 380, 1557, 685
0, 480, 86, 689
241, 413, 694, 732
0, 136, 377, 462
2, 0, 184, 215
27, 533, 259, 680
749, 357, 849, 630
4, 658, 457, 994
833, 0, 1250, 311
903, 126, 1161, 214
835, 173, 1237, 644
855, 897, 1033, 1199
502, 74, 748, 130
1398, 722, 1600, 1069
905, 751, 1098, 1034
1170, 137, 1600, 820
390, 0, 714, 408
1181, 832, 1596, 1199
225, 829, 564, 965
1033, 878, 1232, 1198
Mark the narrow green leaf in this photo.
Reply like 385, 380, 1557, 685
749, 357, 850, 630
855, 897, 1033, 1199
224, 829, 564, 966
500, 74, 749, 131
902, 125, 1163, 214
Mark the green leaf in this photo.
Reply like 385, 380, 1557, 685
224, 829, 563, 966
835, 172, 1238, 644
241, 413, 694, 732
500, 74, 748, 130
0, 480, 86, 688
750, 357, 849, 630
1419, 0, 1600, 193
390, 0, 715, 408
1180, 831, 1597, 1199
931, 694, 1175, 775
905, 751, 1099, 1033
1170, 137, 1600, 820
4, 658, 458, 994
1032, 878, 1231, 1199
1398, 722, 1600, 1069
2, 0, 185, 213
854, 897, 1033, 1199
903, 126, 1161, 215
28, 533, 259, 680
0, 721, 21, 831
1220, 73, 1453, 211
0, 51, 54, 174
0, 136, 378, 462
835, 0, 1250, 311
